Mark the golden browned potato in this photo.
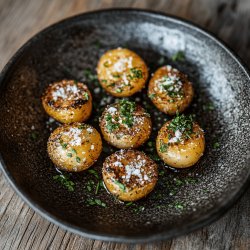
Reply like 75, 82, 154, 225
99, 100, 152, 149
148, 65, 193, 115
47, 123, 102, 172
42, 80, 92, 123
102, 149, 158, 201
156, 114, 205, 168
97, 48, 148, 97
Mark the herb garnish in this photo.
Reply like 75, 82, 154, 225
114, 180, 126, 192
53, 174, 75, 191
103, 61, 109, 67
87, 198, 106, 207
119, 99, 136, 127
159, 140, 168, 153
174, 202, 185, 210
88, 169, 99, 179
76, 156, 81, 163
30, 132, 39, 141
128, 68, 143, 80
168, 113, 194, 140
60, 139, 68, 149
83, 92, 89, 100
213, 142, 220, 149
67, 153, 72, 158
105, 113, 120, 132
172, 51, 185, 61
148, 93, 156, 99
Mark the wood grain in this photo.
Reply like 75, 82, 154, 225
0, 0, 250, 249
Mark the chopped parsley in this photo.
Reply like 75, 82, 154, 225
76, 156, 81, 163
103, 61, 109, 67
67, 153, 72, 158
114, 180, 126, 192
83, 92, 89, 100
133, 206, 145, 213
172, 51, 185, 61
60, 139, 68, 149
116, 88, 123, 93
213, 142, 220, 149
53, 174, 75, 191
71, 148, 77, 154
148, 93, 156, 99
87, 198, 106, 207
159, 140, 168, 153
88, 169, 99, 179
105, 113, 120, 132
203, 102, 215, 111
174, 202, 185, 210
119, 99, 136, 127
168, 113, 194, 140
30, 132, 39, 141
78, 124, 86, 129
128, 68, 143, 80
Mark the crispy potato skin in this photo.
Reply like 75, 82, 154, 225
47, 123, 102, 172
156, 121, 205, 168
42, 80, 92, 123
99, 102, 152, 149
97, 48, 148, 97
102, 149, 158, 201
148, 65, 193, 115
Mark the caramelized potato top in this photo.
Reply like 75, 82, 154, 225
42, 80, 90, 110
103, 149, 158, 190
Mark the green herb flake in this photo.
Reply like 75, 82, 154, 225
53, 174, 75, 191
133, 206, 145, 213
159, 140, 168, 153
203, 102, 215, 111
71, 148, 77, 154
87, 198, 106, 207
168, 113, 194, 141
116, 88, 123, 93
213, 142, 220, 149
114, 180, 126, 192
67, 153, 72, 158
30, 132, 38, 141
104, 61, 109, 67
129, 68, 143, 79
172, 51, 185, 61
76, 156, 81, 163
126, 201, 134, 206
83, 92, 89, 101
174, 202, 185, 210
159, 170, 165, 176
149, 93, 156, 99
88, 169, 99, 179
119, 99, 136, 128
101, 79, 108, 83
78, 124, 86, 130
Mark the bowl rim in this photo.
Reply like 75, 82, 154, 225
0, 8, 250, 243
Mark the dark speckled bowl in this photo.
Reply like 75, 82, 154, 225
0, 9, 250, 243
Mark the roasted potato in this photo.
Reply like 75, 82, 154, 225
42, 80, 92, 123
97, 48, 148, 97
156, 114, 205, 168
102, 149, 158, 201
47, 123, 102, 172
99, 100, 152, 148
148, 65, 193, 115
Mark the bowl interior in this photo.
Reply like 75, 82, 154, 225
0, 10, 250, 241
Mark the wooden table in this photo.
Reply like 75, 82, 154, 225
0, 0, 249, 249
